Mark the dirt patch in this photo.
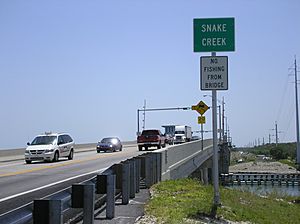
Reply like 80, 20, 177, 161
229, 161, 299, 174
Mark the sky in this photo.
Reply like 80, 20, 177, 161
0, 0, 299, 149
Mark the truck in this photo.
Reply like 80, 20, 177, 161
173, 125, 192, 144
137, 129, 166, 151
162, 125, 176, 145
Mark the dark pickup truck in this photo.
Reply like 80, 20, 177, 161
137, 129, 166, 151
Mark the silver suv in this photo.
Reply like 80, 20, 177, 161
25, 132, 75, 164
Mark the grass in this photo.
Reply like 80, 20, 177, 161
145, 178, 300, 224
278, 159, 298, 169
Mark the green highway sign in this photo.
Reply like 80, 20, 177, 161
193, 18, 235, 52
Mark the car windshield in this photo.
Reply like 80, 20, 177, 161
142, 130, 159, 135
31, 136, 57, 145
101, 138, 118, 144
175, 131, 185, 134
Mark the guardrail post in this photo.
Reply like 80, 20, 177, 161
72, 184, 95, 224
122, 162, 130, 204
96, 173, 116, 219
33, 199, 62, 224
135, 157, 141, 193
152, 152, 162, 183
106, 174, 116, 219
128, 159, 136, 199
152, 153, 157, 184
96, 174, 107, 194
145, 154, 153, 188
157, 152, 162, 182
112, 163, 123, 190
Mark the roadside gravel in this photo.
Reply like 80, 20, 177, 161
229, 161, 299, 173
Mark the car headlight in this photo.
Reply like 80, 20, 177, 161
109, 144, 113, 148
45, 149, 54, 153
25, 150, 30, 155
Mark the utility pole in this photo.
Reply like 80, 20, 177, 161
294, 57, 300, 166
275, 121, 278, 146
269, 133, 271, 144
270, 122, 282, 146
142, 100, 146, 130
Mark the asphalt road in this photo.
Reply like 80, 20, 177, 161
0, 143, 143, 215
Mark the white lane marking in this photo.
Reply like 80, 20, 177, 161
0, 161, 23, 168
0, 167, 108, 203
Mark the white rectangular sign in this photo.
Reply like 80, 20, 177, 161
200, 56, 228, 90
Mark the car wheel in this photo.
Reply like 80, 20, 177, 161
53, 151, 59, 162
145, 146, 149, 151
25, 160, 31, 164
138, 146, 143, 151
97, 150, 100, 153
120, 146, 122, 151
157, 144, 161, 149
68, 149, 74, 160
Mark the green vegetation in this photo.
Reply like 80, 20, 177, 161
241, 142, 296, 160
145, 178, 300, 224
235, 142, 297, 168
278, 159, 298, 169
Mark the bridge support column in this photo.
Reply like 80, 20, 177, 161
189, 158, 213, 185
208, 168, 213, 184
219, 142, 230, 174
203, 168, 209, 185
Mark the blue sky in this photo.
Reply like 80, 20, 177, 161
0, 0, 299, 149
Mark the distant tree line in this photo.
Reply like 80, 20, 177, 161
238, 142, 296, 161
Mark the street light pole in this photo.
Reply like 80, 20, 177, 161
218, 105, 221, 141
136, 106, 191, 137
137, 109, 140, 136
222, 97, 225, 143
204, 95, 224, 143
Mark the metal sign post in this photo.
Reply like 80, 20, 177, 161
193, 17, 234, 207
198, 115, 206, 150
211, 52, 220, 205
201, 123, 203, 150
192, 101, 209, 150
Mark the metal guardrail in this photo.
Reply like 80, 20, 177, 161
0, 152, 162, 224
0, 140, 215, 224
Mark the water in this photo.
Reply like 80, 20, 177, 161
227, 184, 300, 197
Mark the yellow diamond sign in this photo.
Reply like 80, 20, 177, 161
192, 101, 209, 115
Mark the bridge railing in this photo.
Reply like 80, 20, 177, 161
0, 141, 213, 224
156, 139, 213, 180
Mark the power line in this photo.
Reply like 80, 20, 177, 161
276, 74, 291, 122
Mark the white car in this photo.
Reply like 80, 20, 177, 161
25, 132, 74, 164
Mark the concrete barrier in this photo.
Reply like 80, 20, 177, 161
155, 139, 213, 180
